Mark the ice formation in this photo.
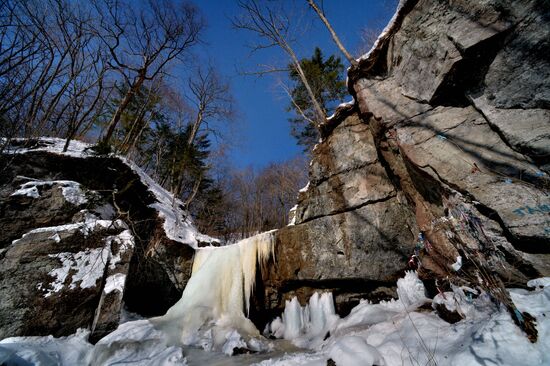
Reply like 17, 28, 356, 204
153, 231, 275, 351
266, 292, 339, 348
396, 270, 429, 307
266, 271, 428, 349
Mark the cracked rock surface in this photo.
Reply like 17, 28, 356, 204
259, 0, 549, 324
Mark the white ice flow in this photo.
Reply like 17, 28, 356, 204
153, 230, 275, 350
89, 230, 276, 361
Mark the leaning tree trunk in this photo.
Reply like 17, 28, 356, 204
101, 72, 146, 145
307, 0, 357, 66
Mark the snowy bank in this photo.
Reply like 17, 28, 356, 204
2, 137, 215, 249
259, 272, 550, 366
2, 270, 548, 366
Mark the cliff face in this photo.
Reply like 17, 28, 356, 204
261, 0, 549, 319
0, 141, 202, 341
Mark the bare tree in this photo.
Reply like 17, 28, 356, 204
221, 156, 308, 240
0, 0, 110, 144
306, 0, 357, 66
234, 0, 326, 127
173, 65, 234, 199
94, 0, 204, 145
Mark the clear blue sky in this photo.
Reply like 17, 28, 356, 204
194, 1, 397, 169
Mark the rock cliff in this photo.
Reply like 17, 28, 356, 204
0, 139, 209, 341
259, 0, 549, 322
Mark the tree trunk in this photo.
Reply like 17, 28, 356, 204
287, 46, 326, 127
307, 0, 358, 66
101, 72, 146, 144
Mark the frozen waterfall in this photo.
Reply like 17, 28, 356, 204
152, 230, 276, 350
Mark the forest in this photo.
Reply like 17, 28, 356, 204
0, 0, 371, 240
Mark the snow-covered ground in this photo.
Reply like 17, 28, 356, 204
1, 270, 548, 366
258, 273, 550, 366
3, 137, 216, 249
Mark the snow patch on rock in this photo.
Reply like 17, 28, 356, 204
105, 229, 134, 270
42, 248, 110, 297
104, 273, 126, 294
24, 215, 134, 297
12, 179, 88, 205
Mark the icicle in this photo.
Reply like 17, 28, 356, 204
268, 291, 338, 344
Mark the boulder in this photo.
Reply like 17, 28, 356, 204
0, 150, 196, 340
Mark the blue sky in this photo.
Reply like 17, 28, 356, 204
193, 1, 397, 169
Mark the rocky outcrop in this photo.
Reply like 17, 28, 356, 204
259, 114, 419, 319
0, 145, 199, 341
259, 0, 549, 323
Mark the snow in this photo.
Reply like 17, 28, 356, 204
451, 255, 463, 271
221, 330, 248, 356
356, 0, 408, 64
42, 248, 110, 296
3, 137, 217, 249
121, 156, 215, 248
11, 215, 127, 246
327, 336, 384, 366
2, 137, 90, 157
11, 179, 88, 205
298, 182, 310, 193
49, 233, 61, 243
0, 329, 93, 366
528, 277, 550, 288
104, 273, 127, 294
261, 273, 550, 366
326, 98, 355, 122
12, 223, 81, 246
11, 185, 40, 198
288, 205, 298, 226
105, 229, 134, 269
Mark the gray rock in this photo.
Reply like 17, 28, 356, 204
0, 212, 126, 339
261, 0, 550, 323
396, 106, 549, 241
296, 115, 396, 223
261, 113, 418, 316
0, 152, 194, 340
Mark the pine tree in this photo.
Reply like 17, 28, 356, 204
288, 47, 347, 151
